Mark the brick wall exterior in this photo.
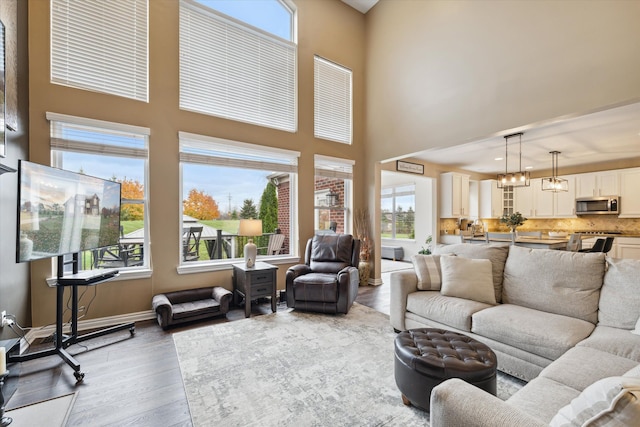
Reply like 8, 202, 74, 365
276, 180, 290, 254
314, 177, 346, 233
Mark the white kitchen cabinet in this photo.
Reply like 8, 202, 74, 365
554, 175, 577, 217
614, 237, 640, 260
469, 180, 479, 219
479, 180, 503, 218
514, 184, 534, 217
440, 172, 470, 218
619, 168, 640, 218
533, 178, 554, 217
576, 171, 619, 198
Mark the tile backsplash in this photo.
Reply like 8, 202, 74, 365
440, 217, 640, 235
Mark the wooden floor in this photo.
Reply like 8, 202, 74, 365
4, 273, 399, 426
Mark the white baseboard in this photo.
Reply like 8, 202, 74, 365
23, 310, 156, 345
368, 278, 383, 286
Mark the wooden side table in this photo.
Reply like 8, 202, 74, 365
232, 262, 278, 318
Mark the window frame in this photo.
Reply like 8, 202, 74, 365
381, 183, 416, 241
314, 55, 353, 145
314, 154, 354, 235
178, 132, 300, 274
46, 112, 151, 282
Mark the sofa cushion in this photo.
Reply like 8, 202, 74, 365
634, 317, 640, 336
433, 243, 509, 303
472, 304, 595, 360
624, 365, 640, 378
599, 257, 640, 330
502, 246, 605, 324
577, 325, 640, 362
440, 256, 496, 305
406, 291, 492, 332
539, 346, 639, 392
172, 299, 221, 320
549, 376, 640, 427
412, 254, 446, 290
507, 376, 581, 424
291, 273, 339, 302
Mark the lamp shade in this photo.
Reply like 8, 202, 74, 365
238, 219, 263, 237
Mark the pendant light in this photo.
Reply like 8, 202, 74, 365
496, 132, 530, 188
541, 151, 568, 192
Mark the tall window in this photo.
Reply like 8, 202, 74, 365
314, 155, 353, 234
381, 184, 416, 240
179, 0, 297, 132
48, 113, 150, 274
314, 56, 353, 144
50, 0, 148, 101
179, 132, 299, 269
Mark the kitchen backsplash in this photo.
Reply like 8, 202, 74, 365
440, 217, 640, 235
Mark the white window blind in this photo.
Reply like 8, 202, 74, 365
50, 0, 148, 102
314, 154, 354, 180
179, 0, 297, 132
179, 132, 299, 173
48, 113, 149, 159
314, 56, 352, 144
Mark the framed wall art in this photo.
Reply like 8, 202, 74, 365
396, 160, 424, 175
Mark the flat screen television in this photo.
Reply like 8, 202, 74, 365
17, 160, 122, 263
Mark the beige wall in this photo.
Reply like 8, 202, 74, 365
364, 0, 640, 279
27, 0, 365, 326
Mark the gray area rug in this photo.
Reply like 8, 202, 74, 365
174, 303, 524, 426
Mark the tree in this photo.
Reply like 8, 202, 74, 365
120, 178, 144, 221
239, 199, 258, 219
183, 188, 220, 220
258, 182, 278, 233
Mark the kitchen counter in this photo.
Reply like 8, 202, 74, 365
463, 235, 570, 250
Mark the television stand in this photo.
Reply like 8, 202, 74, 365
8, 254, 135, 383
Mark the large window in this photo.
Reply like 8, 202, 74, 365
314, 56, 353, 144
50, 0, 148, 101
381, 184, 416, 240
314, 155, 353, 234
48, 113, 150, 275
179, 132, 299, 269
179, 0, 297, 132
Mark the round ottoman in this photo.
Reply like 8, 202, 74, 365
394, 328, 497, 411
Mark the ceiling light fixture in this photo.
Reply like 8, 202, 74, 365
541, 151, 568, 192
496, 132, 530, 188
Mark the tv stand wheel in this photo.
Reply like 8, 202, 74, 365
129, 326, 136, 336
74, 371, 85, 383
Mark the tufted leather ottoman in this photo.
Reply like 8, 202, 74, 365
394, 328, 497, 411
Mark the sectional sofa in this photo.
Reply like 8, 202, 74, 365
390, 243, 640, 425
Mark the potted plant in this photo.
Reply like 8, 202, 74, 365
499, 211, 527, 233
354, 208, 372, 286
418, 235, 433, 255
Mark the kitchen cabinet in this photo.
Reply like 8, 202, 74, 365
533, 178, 554, 217
576, 171, 619, 198
479, 180, 503, 218
440, 172, 470, 218
469, 180, 479, 219
619, 168, 640, 218
554, 175, 577, 217
514, 184, 534, 217
615, 237, 640, 260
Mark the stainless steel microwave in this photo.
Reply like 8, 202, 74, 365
576, 196, 620, 215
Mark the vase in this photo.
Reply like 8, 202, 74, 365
358, 261, 370, 287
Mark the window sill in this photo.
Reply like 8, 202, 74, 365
176, 255, 300, 275
46, 267, 153, 287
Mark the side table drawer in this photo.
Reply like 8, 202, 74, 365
251, 284, 272, 297
248, 272, 272, 284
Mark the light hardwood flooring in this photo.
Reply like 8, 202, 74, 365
3, 265, 406, 426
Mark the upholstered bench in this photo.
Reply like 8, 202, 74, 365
381, 245, 404, 261
394, 328, 497, 411
152, 286, 232, 329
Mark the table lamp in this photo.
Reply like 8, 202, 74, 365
238, 219, 262, 268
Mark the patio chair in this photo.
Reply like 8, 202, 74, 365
93, 226, 143, 268
183, 226, 203, 262
258, 233, 286, 256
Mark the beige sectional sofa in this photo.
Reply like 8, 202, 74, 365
390, 243, 640, 426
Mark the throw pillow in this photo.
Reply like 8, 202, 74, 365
412, 254, 447, 291
439, 256, 496, 305
632, 316, 640, 336
550, 376, 640, 427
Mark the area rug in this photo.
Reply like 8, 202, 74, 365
173, 303, 524, 426
5, 392, 77, 427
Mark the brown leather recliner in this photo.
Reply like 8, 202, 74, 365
286, 234, 361, 314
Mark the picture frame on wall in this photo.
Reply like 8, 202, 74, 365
396, 160, 424, 175
0, 19, 5, 158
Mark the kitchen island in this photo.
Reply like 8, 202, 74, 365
462, 235, 569, 250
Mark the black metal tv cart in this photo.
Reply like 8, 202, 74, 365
8, 254, 135, 383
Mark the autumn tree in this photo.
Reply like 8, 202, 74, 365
183, 188, 220, 220
239, 199, 258, 219
119, 178, 144, 220
258, 182, 278, 233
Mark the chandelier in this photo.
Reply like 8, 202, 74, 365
496, 132, 530, 188
541, 151, 568, 192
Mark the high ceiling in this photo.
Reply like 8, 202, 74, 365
410, 102, 640, 175
341, 0, 379, 14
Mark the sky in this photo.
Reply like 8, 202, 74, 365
59, 1, 293, 213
